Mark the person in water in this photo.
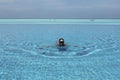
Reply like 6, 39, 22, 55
39, 38, 79, 50
56, 38, 67, 47
56, 38, 80, 47
56, 38, 68, 51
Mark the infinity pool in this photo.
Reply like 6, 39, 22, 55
0, 19, 120, 80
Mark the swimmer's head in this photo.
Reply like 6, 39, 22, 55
59, 38, 64, 44
59, 38, 65, 46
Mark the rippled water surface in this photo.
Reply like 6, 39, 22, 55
0, 23, 120, 80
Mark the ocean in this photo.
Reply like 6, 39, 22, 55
0, 19, 120, 80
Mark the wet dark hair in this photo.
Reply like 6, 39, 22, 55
59, 38, 64, 43
58, 38, 65, 46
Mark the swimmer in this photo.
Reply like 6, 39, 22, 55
38, 38, 80, 50
56, 38, 68, 51
56, 38, 67, 47
56, 38, 79, 47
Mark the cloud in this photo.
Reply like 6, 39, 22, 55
0, 0, 120, 18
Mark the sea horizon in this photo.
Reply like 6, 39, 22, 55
0, 19, 120, 25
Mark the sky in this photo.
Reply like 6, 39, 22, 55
0, 0, 120, 19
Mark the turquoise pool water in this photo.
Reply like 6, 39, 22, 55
0, 19, 120, 80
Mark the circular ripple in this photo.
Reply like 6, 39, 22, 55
38, 46, 96, 57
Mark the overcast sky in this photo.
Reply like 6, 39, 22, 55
0, 0, 120, 18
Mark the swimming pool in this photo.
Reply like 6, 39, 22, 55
0, 19, 120, 80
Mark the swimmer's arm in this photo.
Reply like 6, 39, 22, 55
38, 46, 50, 49
38, 45, 55, 49
73, 45, 81, 48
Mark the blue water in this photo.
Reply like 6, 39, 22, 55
0, 20, 120, 80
